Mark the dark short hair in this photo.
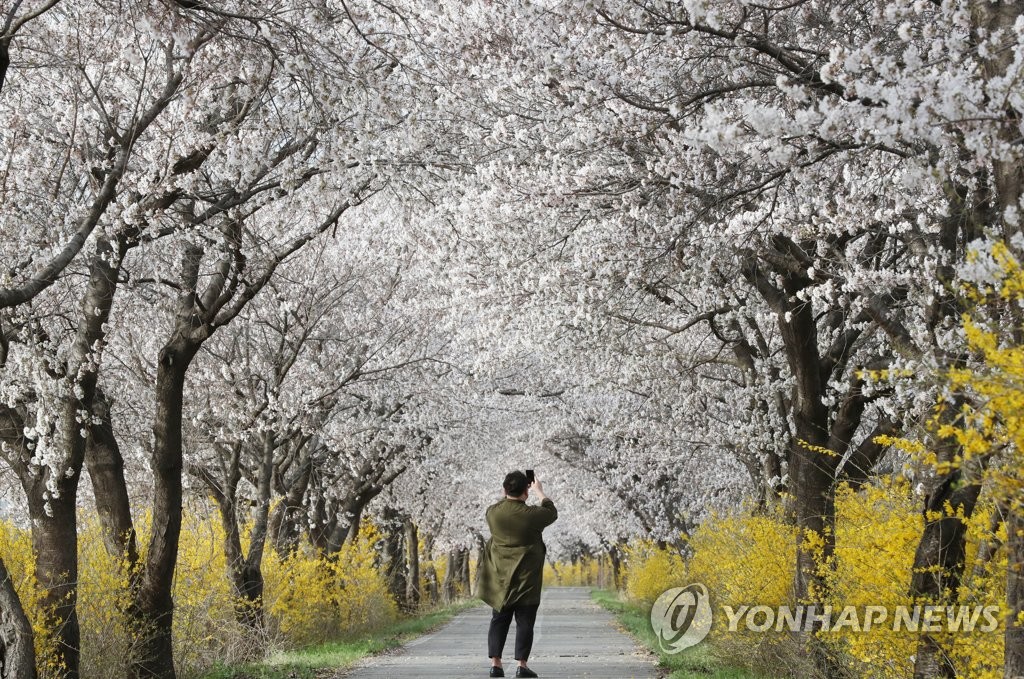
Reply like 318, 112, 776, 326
503, 471, 528, 496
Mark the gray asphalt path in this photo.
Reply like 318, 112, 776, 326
343, 586, 658, 679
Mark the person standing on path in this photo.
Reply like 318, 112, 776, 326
477, 471, 558, 678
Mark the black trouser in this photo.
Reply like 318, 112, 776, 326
488, 603, 540, 661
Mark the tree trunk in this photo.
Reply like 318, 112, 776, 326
471, 542, 483, 596
86, 390, 139, 566
742, 242, 859, 678
228, 433, 279, 633
212, 486, 264, 633
125, 238, 219, 679
267, 503, 291, 557
307, 490, 335, 553
789, 437, 835, 602
229, 561, 264, 633
405, 520, 420, 610
0, 557, 36, 679
421, 534, 439, 604
340, 498, 368, 549
909, 466, 984, 679
324, 491, 376, 553
782, 322, 835, 610
380, 508, 407, 609
609, 544, 623, 591
459, 548, 471, 596
14, 235, 128, 679
25, 482, 80, 679
1005, 507, 1024, 678
123, 164, 355, 677
442, 549, 460, 603
128, 339, 200, 679
269, 448, 312, 557
423, 564, 440, 605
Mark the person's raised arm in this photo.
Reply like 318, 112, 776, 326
530, 476, 558, 527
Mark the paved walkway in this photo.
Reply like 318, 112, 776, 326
343, 587, 658, 679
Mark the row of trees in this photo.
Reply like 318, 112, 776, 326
404, 0, 1024, 676
2, 1, 1023, 678
0, 2, 446, 677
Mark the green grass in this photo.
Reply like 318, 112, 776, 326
590, 589, 762, 679
202, 599, 480, 679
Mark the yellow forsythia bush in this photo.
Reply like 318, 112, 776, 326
817, 479, 920, 678
686, 506, 801, 672
0, 507, 399, 678
170, 512, 253, 673
820, 479, 1006, 678
264, 521, 398, 647
76, 518, 141, 679
0, 519, 60, 678
687, 507, 797, 617
620, 479, 1009, 678
544, 556, 602, 587
623, 540, 687, 605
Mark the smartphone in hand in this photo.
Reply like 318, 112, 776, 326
525, 469, 535, 484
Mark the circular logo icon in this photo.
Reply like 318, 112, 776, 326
650, 583, 713, 653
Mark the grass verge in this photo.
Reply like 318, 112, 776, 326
590, 589, 762, 679
202, 599, 480, 679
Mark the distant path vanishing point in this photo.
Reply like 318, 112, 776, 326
342, 586, 659, 679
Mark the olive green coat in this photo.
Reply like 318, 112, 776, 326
476, 497, 558, 611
